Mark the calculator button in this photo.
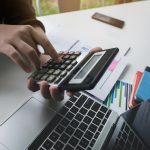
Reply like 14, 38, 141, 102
41, 74, 49, 80
47, 69, 55, 75
71, 60, 77, 66
47, 75, 56, 82
31, 71, 38, 78
53, 69, 61, 76
39, 68, 48, 74
63, 55, 70, 59
68, 51, 75, 54
59, 64, 67, 70
63, 51, 69, 54
48, 63, 54, 69
65, 60, 72, 65
60, 70, 67, 77
66, 65, 73, 71
53, 64, 60, 69
75, 51, 81, 56
69, 55, 77, 60
35, 74, 43, 80
55, 77, 62, 84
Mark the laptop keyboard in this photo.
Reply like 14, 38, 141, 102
28, 92, 112, 150
112, 122, 148, 150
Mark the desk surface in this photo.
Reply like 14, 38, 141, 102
0, 0, 150, 124
39, 0, 150, 83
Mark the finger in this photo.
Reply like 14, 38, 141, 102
27, 78, 39, 92
91, 47, 103, 52
30, 28, 60, 62
13, 41, 40, 70
39, 54, 51, 65
39, 81, 51, 99
66, 91, 74, 97
49, 86, 64, 101
2, 45, 32, 72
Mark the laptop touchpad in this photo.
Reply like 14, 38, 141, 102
0, 97, 56, 150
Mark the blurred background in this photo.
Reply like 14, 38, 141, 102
32, 0, 141, 16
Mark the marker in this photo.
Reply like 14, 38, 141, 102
124, 47, 131, 56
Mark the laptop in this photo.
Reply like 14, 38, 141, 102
0, 89, 148, 150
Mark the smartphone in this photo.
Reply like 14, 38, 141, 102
92, 12, 125, 29
31, 48, 119, 92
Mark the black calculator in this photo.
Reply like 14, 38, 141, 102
31, 48, 119, 91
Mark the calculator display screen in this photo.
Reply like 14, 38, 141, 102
74, 54, 101, 79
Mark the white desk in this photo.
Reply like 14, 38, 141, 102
0, 0, 150, 124
39, 0, 150, 83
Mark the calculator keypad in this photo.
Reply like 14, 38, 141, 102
31, 51, 81, 84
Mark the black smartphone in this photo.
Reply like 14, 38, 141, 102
92, 12, 125, 29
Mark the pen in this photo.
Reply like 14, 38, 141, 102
124, 47, 131, 56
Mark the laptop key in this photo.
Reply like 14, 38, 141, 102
42, 139, 53, 150
91, 102, 101, 112
65, 101, 73, 108
93, 117, 101, 126
79, 137, 89, 148
83, 116, 92, 124
100, 106, 108, 113
65, 125, 75, 136
60, 133, 70, 143
96, 111, 104, 119
65, 112, 74, 120
59, 106, 69, 116
79, 122, 88, 132
28, 114, 62, 150
76, 146, 84, 150
49, 132, 59, 142
75, 113, 84, 121
69, 96, 77, 102
70, 119, 79, 128
53, 141, 64, 150
79, 107, 87, 115
84, 130, 93, 140
69, 136, 79, 147
90, 139, 96, 147
98, 125, 103, 132
75, 95, 87, 108
84, 98, 94, 109
60, 118, 70, 127
74, 129, 84, 139
87, 110, 96, 118
89, 123, 97, 133
55, 125, 65, 134
74, 92, 81, 97
64, 144, 74, 150
70, 106, 79, 114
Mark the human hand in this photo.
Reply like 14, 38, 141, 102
0, 24, 60, 72
0, 24, 62, 100
28, 47, 102, 101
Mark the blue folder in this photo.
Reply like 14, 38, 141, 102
135, 66, 150, 102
